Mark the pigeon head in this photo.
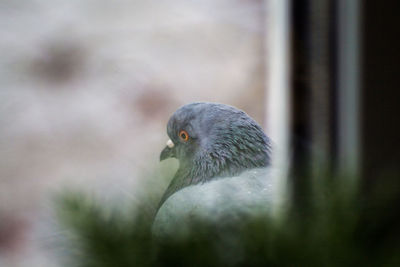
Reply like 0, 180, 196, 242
159, 102, 272, 205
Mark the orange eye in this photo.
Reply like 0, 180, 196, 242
179, 130, 189, 142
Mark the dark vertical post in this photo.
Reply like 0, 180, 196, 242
289, 0, 338, 212
358, 1, 400, 249
361, 1, 400, 186
289, 0, 312, 213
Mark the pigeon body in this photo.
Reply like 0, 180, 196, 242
153, 102, 273, 237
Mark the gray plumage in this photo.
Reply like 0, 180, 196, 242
153, 102, 273, 237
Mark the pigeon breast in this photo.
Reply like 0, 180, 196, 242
152, 167, 274, 238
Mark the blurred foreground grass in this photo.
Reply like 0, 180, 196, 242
55, 174, 400, 267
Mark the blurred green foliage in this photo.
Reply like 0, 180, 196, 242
56, 174, 400, 267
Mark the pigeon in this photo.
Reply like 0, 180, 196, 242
153, 102, 274, 237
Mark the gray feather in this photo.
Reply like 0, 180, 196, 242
152, 168, 274, 238
154, 102, 274, 237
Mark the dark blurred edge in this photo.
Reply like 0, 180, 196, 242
361, 1, 400, 187
289, 0, 337, 216
289, 0, 400, 252
360, 0, 400, 253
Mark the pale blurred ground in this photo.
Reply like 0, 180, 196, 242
0, 0, 266, 266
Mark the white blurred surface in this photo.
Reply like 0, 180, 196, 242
0, 0, 266, 266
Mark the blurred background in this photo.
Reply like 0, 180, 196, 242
1, 0, 400, 266
0, 0, 267, 266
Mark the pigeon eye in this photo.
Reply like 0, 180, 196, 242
179, 130, 189, 142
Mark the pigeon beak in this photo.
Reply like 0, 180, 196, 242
160, 139, 176, 161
